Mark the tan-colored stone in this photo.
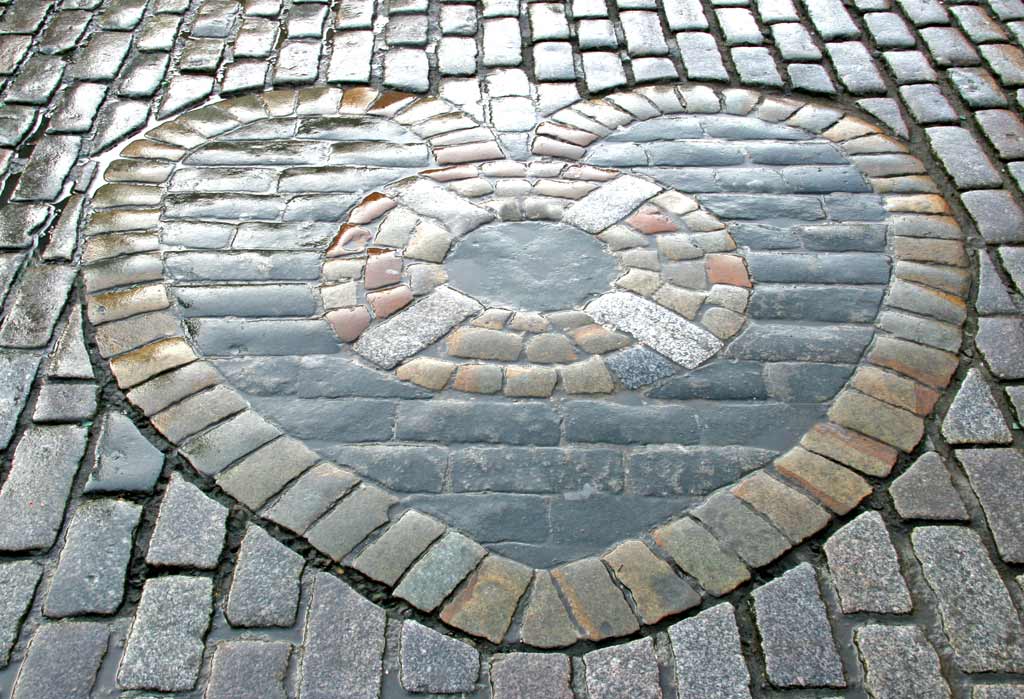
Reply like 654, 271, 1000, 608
560, 357, 614, 394
396, 357, 456, 389
110, 337, 196, 389
828, 390, 924, 452
850, 366, 940, 416
894, 237, 968, 267
800, 422, 898, 478
732, 471, 831, 543
440, 556, 533, 644
616, 269, 662, 296
569, 324, 631, 353
452, 364, 503, 393
448, 327, 523, 361
508, 312, 549, 333
526, 334, 578, 363
654, 285, 705, 319
504, 366, 557, 397
774, 447, 871, 515
868, 336, 959, 388
368, 285, 412, 318
602, 540, 700, 625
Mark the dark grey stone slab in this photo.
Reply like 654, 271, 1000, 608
11, 622, 109, 699
746, 252, 890, 284
145, 473, 228, 569
912, 526, 1024, 673
85, 411, 165, 494
165, 252, 321, 282
116, 576, 213, 692
12, 135, 81, 201
752, 563, 845, 688
584, 637, 662, 699
189, 318, 340, 356
749, 285, 883, 322
763, 362, 853, 402
563, 401, 698, 444
824, 511, 912, 614
975, 251, 1016, 315
225, 525, 305, 627
0, 264, 75, 348
316, 445, 445, 493
957, 449, 1024, 563
0, 561, 42, 666
855, 625, 951, 699
394, 531, 487, 611
627, 446, 773, 496
215, 355, 428, 399
405, 492, 549, 545
962, 190, 1024, 244
649, 360, 766, 400
942, 369, 1013, 445
0, 425, 87, 551
397, 400, 561, 445
670, 603, 752, 699
206, 641, 290, 699
726, 323, 874, 363
605, 346, 677, 389
451, 447, 623, 493
299, 573, 386, 699
0, 351, 40, 449
44, 499, 141, 617
401, 620, 480, 693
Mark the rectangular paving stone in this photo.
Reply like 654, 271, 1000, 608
552, 558, 640, 641
206, 641, 290, 699
693, 491, 792, 568
11, 622, 110, 699
117, 576, 213, 692
855, 625, 951, 699
0, 561, 42, 667
912, 526, 1024, 673
829, 391, 924, 452
670, 603, 752, 699
394, 531, 487, 612
0, 264, 75, 348
824, 511, 912, 614
491, 653, 573, 699
44, 499, 141, 617
753, 563, 845, 688
603, 539, 700, 624
653, 517, 750, 595
305, 484, 396, 561
440, 555, 533, 643
352, 510, 446, 585
225, 525, 305, 627
731, 471, 831, 542
179, 409, 281, 476
397, 400, 561, 445
584, 637, 662, 699
957, 449, 1024, 563
0, 425, 88, 551
12, 135, 81, 201
126, 361, 221, 415
146, 473, 227, 569
926, 126, 1002, 188
0, 350, 40, 449
564, 175, 663, 233
300, 573, 386, 699
676, 32, 730, 80
775, 446, 871, 514
215, 436, 320, 509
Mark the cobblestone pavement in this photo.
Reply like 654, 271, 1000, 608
0, 0, 1023, 697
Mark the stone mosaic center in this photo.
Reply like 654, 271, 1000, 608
443, 221, 619, 312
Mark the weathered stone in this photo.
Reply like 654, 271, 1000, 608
146, 473, 227, 568
441, 555, 532, 642
890, 452, 969, 521
448, 327, 523, 360
584, 637, 663, 699
603, 539, 700, 624
731, 471, 830, 543
178, 409, 281, 476
0, 561, 42, 665
670, 603, 752, 699
825, 511, 912, 614
977, 317, 1024, 379
504, 365, 558, 397
855, 625, 951, 699
11, 622, 110, 699
552, 558, 639, 640
912, 526, 1024, 673
829, 391, 924, 452
775, 446, 871, 514
206, 641, 290, 699
396, 357, 455, 389
604, 346, 677, 388
394, 531, 486, 611
305, 484, 396, 560
693, 492, 791, 567
653, 517, 750, 595
943, 369, 1013, 444
957, 449, 1024, 563
401, 621, 479, 693
225, 525, 305, 627
491, 653, 573, 699
0, 265, 75, 348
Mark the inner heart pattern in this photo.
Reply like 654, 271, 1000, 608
82, 85, 966, 647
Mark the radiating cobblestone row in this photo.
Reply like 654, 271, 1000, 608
912, 527, 1024, 673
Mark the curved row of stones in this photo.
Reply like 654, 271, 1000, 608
321, 164, 749, 396
81, 83, 967, 648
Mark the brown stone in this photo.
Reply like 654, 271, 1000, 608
560, 357, 614, 394
368, 285, 413, 318
828, 391, 924, 452
800, 422, 898, 478
569, 324, 631, 353
368, 90, 417, 115
551, 559, 639, 641
885, 194, 951, 215
448, 327, 523, 361
732, 472, 831, 543
348, 193, 396, 224
705, 254, 751, 288
471, 309, 511, 329
508, 312, 549, 333
364, 251, 403, 290
626, 205, 678, 234
616, 268, 662, 296
774, 447, 871, 515
453, 364, 503, 394
396, 357, 455, 389
895, 261, 971, 297
654, 285, 705, 319
440, 556, 533, 644
326, 306, 371, 342
109, 337, 197, 389
340, 87, 379, 112
850, 366, 940, 416
518, 571, 579, 648
526, 334, 577, 363
894, 237, 968, 267
868, 336, 959, 388
823, 116, 879, 142
504, 366, 557, 397
701, 306, 745, 339
652, 517, 750, 596
602, 540, 700, 625
87, 284, 169, 325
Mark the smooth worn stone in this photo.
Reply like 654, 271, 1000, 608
31, 381, 97, 422
977, 317, 1024, 379
774, 446, 871, 514
957, 449, 1024, 563
653, 517, 750, 595
912, 526, 1024, 673
0, 561, 42, 665
263, 462, 357, 534
146, 474, 228, 569
693, 492, 792, 568
353, 510, 445, 585
299, 573, 385, 699
731, 471, 830, 543
0, 351, 40, 450
179, 409, 281, 476
752, 563, 845, 688
890, 452, 969, 520
829, 391, 924, 452
305, 484, 396, 561
0, 204, 49, 250
84, 412, 164, 494
491, 653, 573, 699
448, 327, 523, 360
47, 306, 94, 379
824, 511, 912, 614
584, 637, 663, 699
401, 621, 479, 693
394, 531, 487, 611
44, 499, 141, 617
151, 385, 247, 444
670, 603, 752, 699
962, 190, 1024, 243
856, 625, 951, 699
850, 365, 941, 417
561, 357, 616, 393
800, 419, 897, 478
11, 622, 110, 699
0, 425, 88, 552
453, 364, 503, 393
0, 264, 75, 348
398, 400, 561, 445
943, 368, 1013, 444
225, 525, 305, 627
117, 576, 213, 692
552, 558, 640, 640
206, 641, 290, 699
440, 555, 532, 643
603, 539, 700, 624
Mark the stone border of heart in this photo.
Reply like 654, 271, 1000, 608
81, 84, 966, 648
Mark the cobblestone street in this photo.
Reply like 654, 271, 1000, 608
0, 0, 1023, 696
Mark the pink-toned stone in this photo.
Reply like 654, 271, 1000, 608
626, 205, 677, 234
327, 306, 371, 341
368, 285, 413, 318
705, 254, 751, 288
326, 224, 372, 256
364, 251, 403, 290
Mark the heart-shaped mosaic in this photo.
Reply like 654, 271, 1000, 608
82, 85, 967, 647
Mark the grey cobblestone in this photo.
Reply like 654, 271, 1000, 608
225, 524, 305, 627
146, 473, 228, 569
12, 622, 110, 699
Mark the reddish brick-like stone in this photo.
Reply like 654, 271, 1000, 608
368, 285, 413, 318
868, 336, 959, 389
364, 251, 403, 290
800, 422, 898, 478
326, 306, 371, 341
774, 447, 871, 515
326, 224, 372, 256
705, 254, 751, 288
626, 205, 678, 234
